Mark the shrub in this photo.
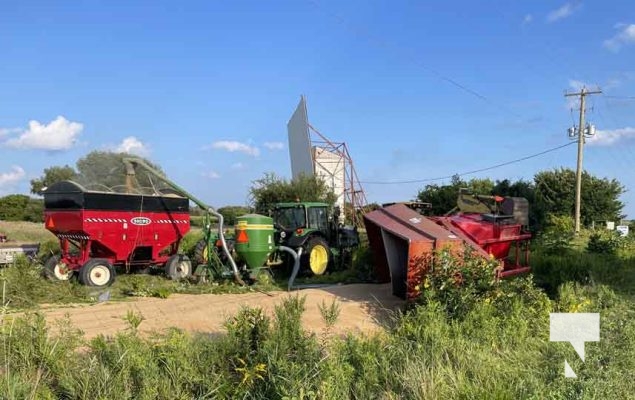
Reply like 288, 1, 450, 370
587, 230, 626, 255
538, 214, 575, 254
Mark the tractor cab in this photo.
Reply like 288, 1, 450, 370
272, 202, 333, 246
271, 201, 358, 275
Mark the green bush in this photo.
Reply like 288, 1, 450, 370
587, 230, 626, 255
538, 214, 575, 254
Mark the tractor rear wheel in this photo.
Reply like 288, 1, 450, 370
79, 259, 116, 287
302, 237, 332, 276
44, 255, 73, 281
165, 254, 192, 280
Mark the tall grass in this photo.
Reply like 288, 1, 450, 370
1, 248, 635, 398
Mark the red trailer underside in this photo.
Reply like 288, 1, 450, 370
45, 209, 190, 270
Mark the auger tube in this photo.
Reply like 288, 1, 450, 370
279, 246, 301, 291
209, 207, 245, 285
122, 157, 246, 285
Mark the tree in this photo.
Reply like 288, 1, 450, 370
416, 176, 495, 215
217, 206, 251, 225
249, 173, 337, 213
74, 151, 166, 192
0, 195, 30, 221
492, 178, 544, 230
30, 165, 77, 194
534, 168, 624, 227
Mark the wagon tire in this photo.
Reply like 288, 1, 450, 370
44, 255, 73, 281
79, 259, 116, 287
165, 254, 192, 280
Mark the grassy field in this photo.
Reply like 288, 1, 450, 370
1, 221, 635, 398
0, 220, 56, 243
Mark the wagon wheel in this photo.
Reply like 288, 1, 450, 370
79, 259, 116, 287
165, 254, 192, 280
44, 255, 73, 281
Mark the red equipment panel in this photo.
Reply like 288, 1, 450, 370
364, 204, 463, 299
43, 180, 190, 271
364, 204, 532, 300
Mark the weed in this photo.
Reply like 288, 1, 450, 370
123, 310, 145, 333
318, 299, 341, 329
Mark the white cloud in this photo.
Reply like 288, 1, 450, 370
522, 14, 533, 25
546, 3, 579, 23
203, 170, 221, 179
0, 127, 20, 137
603, 24, 635, 52
0, 166, 26, 188
4, 116, 83, 151
587, 127, 635, 146
231, 162, 246, 171
115, 136, 150, 156
263, 141, 285, 151
211, 140, 260, 157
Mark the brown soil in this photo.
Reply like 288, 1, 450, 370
41, 283, 403, 339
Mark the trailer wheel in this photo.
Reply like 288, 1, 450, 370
79, 259, 116, 287
44, 255, 72, 281
165, 254, 192, 280
303, 237, 332, 276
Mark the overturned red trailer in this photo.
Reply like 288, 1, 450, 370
363, 194, 531, 299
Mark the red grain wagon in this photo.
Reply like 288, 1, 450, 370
42, 180, 192, 287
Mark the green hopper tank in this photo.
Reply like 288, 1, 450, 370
234, 214, 275, 271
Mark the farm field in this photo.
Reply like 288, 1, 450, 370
2, 223, 635, 398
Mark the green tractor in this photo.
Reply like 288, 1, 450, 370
271, 202, 360, 276
122, 157, 358, 285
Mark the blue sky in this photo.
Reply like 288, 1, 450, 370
1, 1, 635, 216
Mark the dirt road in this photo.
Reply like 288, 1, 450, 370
40, 283, 403, 339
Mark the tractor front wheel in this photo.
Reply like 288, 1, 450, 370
79, 259, 116, 287
303, 237, 332, 276
193, 239, 209, 266
44, 255, 73, 281
165, 254, 192, 280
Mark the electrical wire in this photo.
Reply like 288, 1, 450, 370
306, 0, 521, 118
604, 95, 635, 100
361, 142, 576, 185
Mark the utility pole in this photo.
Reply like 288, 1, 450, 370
565, 87, 602, 234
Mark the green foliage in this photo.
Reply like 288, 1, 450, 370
416, 169, 625, 233
318, 299, 341, 328
535, 168, 624, 227
416, 175, 495, 215
493, 178, 545, 230
538, 214, 575, 254
249, 172, 337, 214
0, 196, 44, 223
75, 150, 166, 192
30, 165, 77, 195
2, 246, 635, 398
0, 194, 30, 221
586, 230, 626, 255
217, 205, 251, 225
0, 257, 89, 308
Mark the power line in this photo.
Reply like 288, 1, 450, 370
604, 95, 635, 100
361, 142, 576, 185
306, 0, 521, 118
